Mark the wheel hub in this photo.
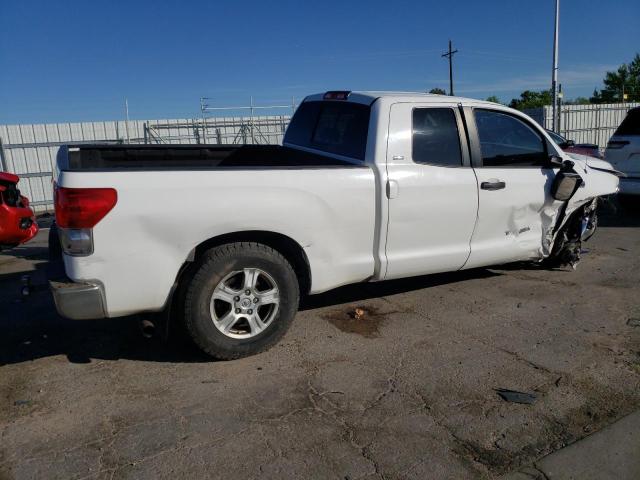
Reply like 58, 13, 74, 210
209, 268, 280, 339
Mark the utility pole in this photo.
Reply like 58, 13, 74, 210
551, 0, 560, 132
441, 40, 458, 96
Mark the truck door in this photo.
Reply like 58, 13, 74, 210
384, 102, 478, 280
462, 107, 563, 269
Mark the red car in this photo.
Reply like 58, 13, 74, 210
546, 129, 602, 158
0, 172, 38, 250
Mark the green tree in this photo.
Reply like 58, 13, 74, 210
591, 53, 640, 103
509, 89, 553, 110
485, 95, 502, 104
564, 96, 590, 105
428, 88, 446, 95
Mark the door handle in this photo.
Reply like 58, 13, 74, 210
386, 179, 399, 199
481, 180, 506, 191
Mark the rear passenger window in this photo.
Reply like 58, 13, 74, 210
474, 109, 548, 167
412, 108, 462, 166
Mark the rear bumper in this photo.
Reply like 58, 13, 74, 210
619, 177, 640, 195
50, 279, 107, 320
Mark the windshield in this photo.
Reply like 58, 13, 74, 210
546, 129, 567, 146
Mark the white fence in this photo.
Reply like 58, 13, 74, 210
0, 116, 290, 212
1, 102, 636, 213
524, 102, 639, 148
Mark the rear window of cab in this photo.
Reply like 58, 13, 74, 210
284, 101, 370, 161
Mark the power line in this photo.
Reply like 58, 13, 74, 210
442, 40, 458, 96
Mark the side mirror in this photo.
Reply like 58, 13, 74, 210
566, 139, 575, 147
548, 154, 564, 166
552, 171, 582, 200
551, 160, 581, 201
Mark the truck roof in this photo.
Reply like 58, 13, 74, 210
304, 91, 501, 108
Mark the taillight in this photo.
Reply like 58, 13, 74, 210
55, 187, 117, 228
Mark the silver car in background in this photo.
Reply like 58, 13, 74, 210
606, 107, 640, 196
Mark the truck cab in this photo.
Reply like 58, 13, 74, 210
287, 92, 617, 276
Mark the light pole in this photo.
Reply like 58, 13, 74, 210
551, 0, 560, 132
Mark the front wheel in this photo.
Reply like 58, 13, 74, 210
183, 242, 300, 359
618, 194, 640, 211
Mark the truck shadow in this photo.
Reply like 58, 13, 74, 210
0, 260, 497, 366
2, 192, 634, 366
300, 268, 497, 310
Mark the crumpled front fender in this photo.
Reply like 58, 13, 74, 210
545, 156, 619, 262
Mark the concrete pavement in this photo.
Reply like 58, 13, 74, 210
503, 409, 640, 479
1, 203, 639, 479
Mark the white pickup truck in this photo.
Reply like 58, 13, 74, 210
50, 91, 621, 359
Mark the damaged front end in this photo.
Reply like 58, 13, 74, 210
546, 198, 598, 269
544, 156, 620, 269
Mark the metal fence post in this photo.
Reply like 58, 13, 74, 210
558, 102, 563, 134
0, 137, 7, 171
249, 96, 255, 144
200, 97, 207, 144
595, 105, 601, 148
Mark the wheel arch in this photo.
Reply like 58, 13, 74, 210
179, 230, 312, 296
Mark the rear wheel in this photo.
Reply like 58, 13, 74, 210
183, 242, 299, 359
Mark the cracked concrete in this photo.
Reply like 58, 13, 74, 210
1, 202, 640, 479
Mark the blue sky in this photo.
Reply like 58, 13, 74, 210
1, 0, 638, 124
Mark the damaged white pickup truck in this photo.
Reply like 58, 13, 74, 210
50, 91, 621, 359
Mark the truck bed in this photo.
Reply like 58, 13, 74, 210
54, 144, 377, 316
61, 144, 361, 171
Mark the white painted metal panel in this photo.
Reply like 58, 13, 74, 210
525, 102, 640, 149
0, 115, 292, 212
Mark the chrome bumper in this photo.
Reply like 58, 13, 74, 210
50, 279, 107, 320
48, 223, 107, 320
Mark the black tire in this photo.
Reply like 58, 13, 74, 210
618, 194, 639, 211
183, 242, 299, 360
48, 222, 62, 260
